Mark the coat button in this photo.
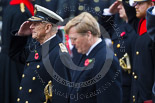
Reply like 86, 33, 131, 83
115, 53, 117, 56
37, 65, 40, 69
94, 0, 99, 3
25, 101, 29, 103
133, 98, 135, 103
46, 0, 51, 2
112, 41, 114, 45
29, 89, 32, 93
95, 6, 100, 12
136, 51, 139, 55
78, 5, 84, 11
117, 44, 120, 48
17, 98, 20, 102
22, 74, 25, 78
79, 0, 84, 2
134, 75, 138, 79
133, 95, 135, 102
27, 63, 29, 66
32, 77, 36, 80
19, 86, 22, 90
132, 72, 135, 76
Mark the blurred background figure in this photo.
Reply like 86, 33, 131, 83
104, 0, 138, 103
0, 0, 10, 43
0, 0, 35, 103
35, 0, 117, 38
123, 0, 155, 102
146, 5, 155, 103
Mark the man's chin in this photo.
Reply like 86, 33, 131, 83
136, 14, 141, 18
32, 34, 37, 39
136, 13, 145, 19
32, 36, 37, 40
77, 50, 83, 54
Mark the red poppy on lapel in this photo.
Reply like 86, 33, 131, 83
120, 32, 126, 37
34, 50, 39, 59
84, 59, 93, 66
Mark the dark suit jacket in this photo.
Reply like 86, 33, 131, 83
69, 40, 122, 103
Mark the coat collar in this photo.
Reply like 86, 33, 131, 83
86, 40, 106, 58
26, 35, 61, 62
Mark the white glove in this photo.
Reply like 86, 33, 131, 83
103, 8, 112, 16
129, 0, 135, 7
152, 6, 155, 15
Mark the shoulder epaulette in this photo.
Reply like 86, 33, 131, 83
59, 43, 68, 53
20, 3, 25, 13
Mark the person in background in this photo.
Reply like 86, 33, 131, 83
104, 0, 138, 102
0, 0, 35, 103
122, 0, 155, 102
146, 4, 155, 102
64, 12, 122, 103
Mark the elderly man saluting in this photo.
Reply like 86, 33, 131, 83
9, 4, 70, 103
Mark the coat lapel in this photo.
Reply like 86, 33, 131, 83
26, 35, 61, 62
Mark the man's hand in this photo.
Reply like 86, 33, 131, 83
109, 1, 121, 14
18, 21, 32, 36
152, 6, 155, 15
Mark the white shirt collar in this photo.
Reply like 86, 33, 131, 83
41, 34, 56, 45
86, 38, 102, 56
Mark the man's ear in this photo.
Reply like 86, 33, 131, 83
87, 31, 92, 40
45, 24, 52, 33
87, 31, 92, 36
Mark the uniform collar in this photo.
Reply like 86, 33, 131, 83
138, 18, 147, 35
86, 38, 102, 56
41, 34, 56, 45
26, 35, 61, 62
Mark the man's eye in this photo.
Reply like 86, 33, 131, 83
70, 38, 76, 41
73, 38, 77, 41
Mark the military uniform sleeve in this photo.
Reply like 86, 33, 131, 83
9, 31, 29, 64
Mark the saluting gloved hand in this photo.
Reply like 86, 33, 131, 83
18, 21, 32, 36
103, 1, 120, 15
129, 0, 135, 6
152, 6, 155, 15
